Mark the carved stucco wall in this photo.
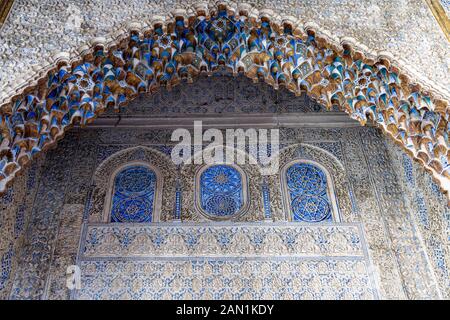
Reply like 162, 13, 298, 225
0, 0, 449, 98
1, 2, 449, 207
386, 139, 450, 298
1, 125, 445, 300
0, 77, 448, 300
0, 154, 44, 299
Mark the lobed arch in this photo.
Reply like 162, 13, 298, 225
0, 3, 449, 202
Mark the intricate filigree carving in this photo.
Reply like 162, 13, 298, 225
90, 146, 176, 222
76, 222, 377, 300
110, 165, 157, 223
82, 224, 366, 257
285, 162, 333, 222
180, 148, 264, 222
77, 258, 376, 300
198, 165, 245, 219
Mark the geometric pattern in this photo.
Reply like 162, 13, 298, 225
77, 259, 375, 300
286, 163, 332, 222
76, 223, 378, 300
0, 4, 448, 202
199, 165, 243, 218
0, 245, 12, 291
3, 125, 445, 300
110, 165, 156, 223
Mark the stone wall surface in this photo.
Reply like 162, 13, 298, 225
0, 0, 449, 97
0, 78, 447, 300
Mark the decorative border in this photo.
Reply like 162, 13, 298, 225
80, 222, 368, 258
74, 222, 380, 300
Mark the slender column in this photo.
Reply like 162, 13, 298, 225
262, 177, 273, 222
173, 166, 182, 222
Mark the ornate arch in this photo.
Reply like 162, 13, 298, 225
0, 4, 448, 201
90, 146, 177, 222
180, 145, 264, 222
271, 143, 353, 222
280, 159, 341, 223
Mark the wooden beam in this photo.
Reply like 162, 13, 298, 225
84, 112, 363, 129
424, 0, 450, 42
0, 0, 14, 29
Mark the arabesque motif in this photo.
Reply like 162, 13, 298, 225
286, 163, 332, 222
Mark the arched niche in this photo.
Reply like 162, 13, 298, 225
106, 161, 161, 223
180, 145, 264, 222
280, 159, 341, 222
266, 143, 352, 222
90, 146, 177, 222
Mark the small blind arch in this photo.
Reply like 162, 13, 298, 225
110, 165, 157, 223
283, 160, 339, 222
197, 164, 247, 220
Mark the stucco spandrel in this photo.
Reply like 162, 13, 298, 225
0, 0, 449, 96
